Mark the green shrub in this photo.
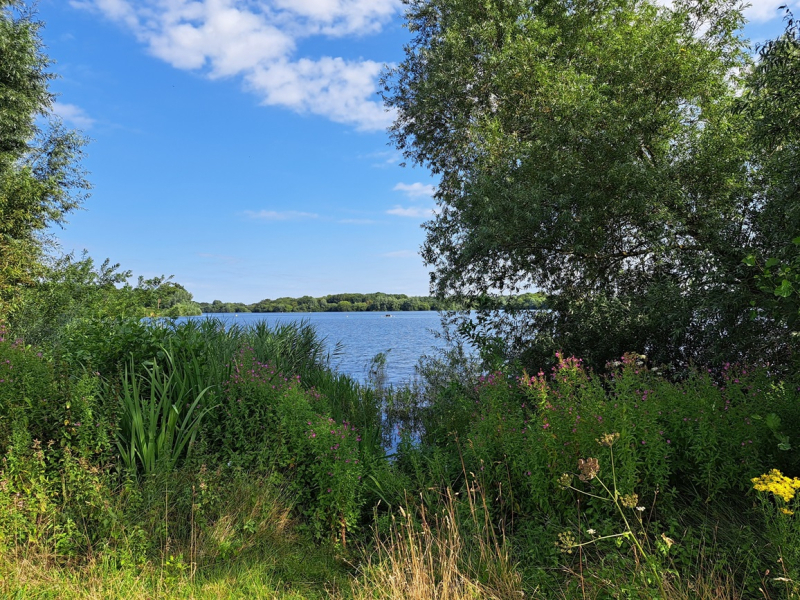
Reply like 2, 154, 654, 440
202, 348, 365, 543
398, 352, 800, 557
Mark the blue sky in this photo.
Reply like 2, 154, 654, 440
38, 0, 794, 304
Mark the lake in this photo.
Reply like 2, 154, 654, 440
187, 311, 448, 385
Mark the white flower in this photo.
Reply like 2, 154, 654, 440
636, 506, 645, 512
586, 529, 596, 535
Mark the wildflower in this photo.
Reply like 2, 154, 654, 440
586, 528, 596, 535
636, 506, 645, 512
578, 458, 600, 481
555, 531, 577, 554
620, 493, 639, 509
780, 507, 794, 516
596, 432, 620, 447
752, 469, 800, 503
558, 473, 572, 488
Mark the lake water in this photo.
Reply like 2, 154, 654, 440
188, 312, 447, 385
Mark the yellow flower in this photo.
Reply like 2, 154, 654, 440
780, 507, 794, 516
751, 469, 800, 503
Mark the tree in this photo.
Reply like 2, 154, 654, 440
0, 1, 89, 316
383, 0, 790, 370
742, 8, 800, 332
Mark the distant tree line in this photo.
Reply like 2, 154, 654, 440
198, 292, 547, 314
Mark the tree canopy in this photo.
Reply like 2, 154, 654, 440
197, 292, 546, 314
383, 0, 796, 370
0, 1, 89, 315
742, 8, 800, 330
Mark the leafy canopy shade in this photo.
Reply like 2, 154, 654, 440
383, 0, 794, 369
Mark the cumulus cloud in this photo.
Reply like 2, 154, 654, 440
243, 209, 319, 220
743, 0, 798, 23
393, 182, 436, 199
52, 102, 95, 128
69, 0, 400, 130
386, 206, 434, 218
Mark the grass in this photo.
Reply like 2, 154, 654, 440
0, 475, 351, 600
348, 486, 523, 600
1, 555, 347, 599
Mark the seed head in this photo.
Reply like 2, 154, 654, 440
578, 457, 600, 481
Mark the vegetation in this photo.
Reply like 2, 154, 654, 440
382, 0, 799, 372
3, 322, 800, 598
6, 251, 203, 349
0, 0, 89, 315
2, 0, 800, 598
199, 292, 547, 314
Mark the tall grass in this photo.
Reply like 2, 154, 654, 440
349, 482, 523, 600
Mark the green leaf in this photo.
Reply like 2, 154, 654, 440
774, 279, 794, 298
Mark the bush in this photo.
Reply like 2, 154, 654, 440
201, 348, 365, 543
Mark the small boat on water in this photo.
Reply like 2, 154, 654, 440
384, 314, 393, 317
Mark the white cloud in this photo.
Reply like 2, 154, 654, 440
271, 0, 399, 36
246, 57, 391, 130
393, 182, 436, 199
386, 205, 434, 218
652, 0, 798, 24
243, 209, 319, 220
70, 0, 400, 131
52, 102, 95, 128
743, 1, 798, 23
382, 249, 417, 258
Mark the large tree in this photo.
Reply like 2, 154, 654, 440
742, 9, 800, 331
0, 0, 89, 316
383, 0, 793, 370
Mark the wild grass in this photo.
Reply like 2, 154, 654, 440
348, 485, 523, 600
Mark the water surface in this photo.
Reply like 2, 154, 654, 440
188, 311, 446, 385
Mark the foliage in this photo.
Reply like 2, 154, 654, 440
0, 2, 89, 315
199, 292, 547, 314
4, 302, 800, 596
202, 348, 365, 542
382, 0, 799, 371
115, 350, 212, 476
6, 252, 202, 352
742, 9, 800, 335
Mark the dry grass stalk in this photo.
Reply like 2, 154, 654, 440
349, 487, 524, 600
